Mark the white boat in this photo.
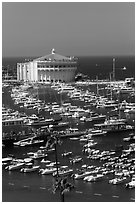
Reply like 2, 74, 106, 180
39, 167, 57, 175
2, 157, 13, 167
29, 114, 39, 120
79, 136, 89, 142
125, 176, 135, 188
83, 175, 94, 181
2, 157, 13, 163
69, 137, 79, 141
124, 108, 135, 114
21, 165, 40, 173
46, 162, 60, 167
39, 147, 55, 153
29, 150, 48, 159
84, 141, 97, 148
87, 129, 107, 137
53, 168, 73, 177
2, 117, 24, 126
94, 119, 133, 133
87, 174, 104, 182
70, 156, 82, 164
5, 162, 25, 171
85, 113, 106, 122
59, 128, 85, 138
118, 86, 134, 94
123, 135, 135, 142
25, 118, 54, 127
23, 158, 33, 163
62, 151, 72, 157
109, 177, 127, 185
49, 122, 69, 129
41, 159, 51, 164
74, 171, 93, 180
14, 138, 44, 147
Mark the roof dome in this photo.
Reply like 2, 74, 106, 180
34, 49, 71, 61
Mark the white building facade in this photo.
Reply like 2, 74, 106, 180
17, 49, 77, 83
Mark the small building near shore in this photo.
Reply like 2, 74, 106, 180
17, 49, 77, 83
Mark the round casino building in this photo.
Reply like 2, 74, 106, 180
17, 49, 77, 83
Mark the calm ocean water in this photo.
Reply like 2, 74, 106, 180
2, 56, 135, 202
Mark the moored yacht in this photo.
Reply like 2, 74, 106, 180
87, 129, 107, 137
74, 170, 93, 180
5, 162, 25, 171
39, 167, 57, 175
94, 119, 133, 133
53, 168, 73, 177
21, 164, 40, 173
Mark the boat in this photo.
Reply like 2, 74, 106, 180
2, 157, 13, 167
94, 119, 133, 133
102, 100, 119, 109
87, 129, 107, 137
25, 118, 54, 127
87, 174, 104, 182
53, 168, 73, 177
29, 150, 48, 159
59, 128, 85, 138
109, 177, 127, 185
79, 136, 89, 142
2, 157, 13, 163
2, 117, 25, 126
118, 86, 134, 94
124, 108, 135, 114
69, 137, 79, 141
123, 135, 135, 142
39, 147, 55, 153
84, 112, 106, 122
21, 164, 40, 173
5, 162, 25, 171
28, 114, 39, 120
39, 167, 57, 175
74, 171, 93, 180
125, 176, 135, 188
14, 137, 44, 147
49, 121, 69, 129
83, 175, 94, 181
23, 158, 33, 163
40, 159, 51, 164
46, 162, 60, 167
70, 156, 83, 164
62, 151, 72, 157
83, 141, 97, 148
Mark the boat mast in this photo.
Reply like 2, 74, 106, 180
96, 76, 99, 96
118, 91, 121, 119
37, 88, 40, 116
112, 58, 115, 81
109, 73, 113, 101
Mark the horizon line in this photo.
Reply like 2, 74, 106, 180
2, 54, 135, 59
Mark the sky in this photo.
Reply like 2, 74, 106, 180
2, 2, 135, 57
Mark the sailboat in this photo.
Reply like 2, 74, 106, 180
96, 75, 118, 109
103, 73, 118, 108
